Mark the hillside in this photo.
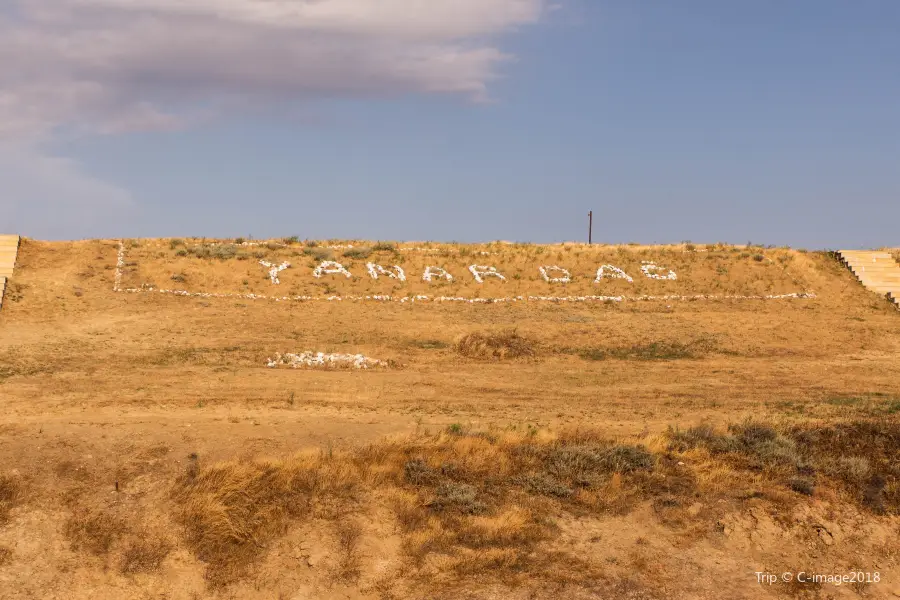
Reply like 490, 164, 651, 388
0, 238, 899, 599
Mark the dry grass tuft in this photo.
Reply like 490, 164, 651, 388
119, 533, 172, 574
454, 329, 536, 360
0, 472, 23, 526
332, 520, 363, 583
0, 545, 11, 566
65, 506, 128, 557
173, 452, 363, 586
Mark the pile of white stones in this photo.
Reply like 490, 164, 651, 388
266, 351, 383, 369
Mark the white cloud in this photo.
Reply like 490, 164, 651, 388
0, 0, 548, 139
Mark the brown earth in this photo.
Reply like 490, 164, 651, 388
0, 238, 899, 599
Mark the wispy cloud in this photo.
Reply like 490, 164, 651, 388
1, 0, 548, 139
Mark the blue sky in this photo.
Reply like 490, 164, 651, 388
2, 1, 898, 248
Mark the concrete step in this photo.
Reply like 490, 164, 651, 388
838, 250, 900, 305
0, 235, 19, 311
846, 262, 900, 268
849, 270, 900, 278
853, 277, 900, 284
845, 260, 900, 266
846, 264, 899, 270
840, 250, 894, 257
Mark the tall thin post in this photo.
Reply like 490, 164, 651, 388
588, 211, 593, 244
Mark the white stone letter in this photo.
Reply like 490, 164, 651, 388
259, 260, 291, 285
539, 266, 571, 283
469, 265, 506, 283
366, 263, 406, 281
313, 261, 352, 278
640, 261, 677, 280
594, 265, 634, 283
422, 266, 454, 282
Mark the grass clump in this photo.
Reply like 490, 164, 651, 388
454, 329, 536, 360
372, 241, 397, 252
303, 247, 334, 261
427, 482, 488, 515
410, 339, 450, 350
545, 443, 655, 485
0, 473, 23, 526
342, 246, 373, 260
512, 473, 573, 498
65, 506, 128, 557
669, 420, 802, 469
119, 534, 172, 574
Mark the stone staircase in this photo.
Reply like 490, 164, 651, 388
837, 250, 900, 309
0, 235, 21, 310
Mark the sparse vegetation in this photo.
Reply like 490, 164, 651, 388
576, 338, 718, 361
343, 246, 373, 260
168, 418, 900, 591
185, 244, 238, 260
667, 419, 900, 513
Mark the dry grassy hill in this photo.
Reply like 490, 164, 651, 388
0, 238, 899, 599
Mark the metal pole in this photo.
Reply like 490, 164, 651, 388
588, 211, 593, 244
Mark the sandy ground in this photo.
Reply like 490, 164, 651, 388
0, 239, 899, 599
